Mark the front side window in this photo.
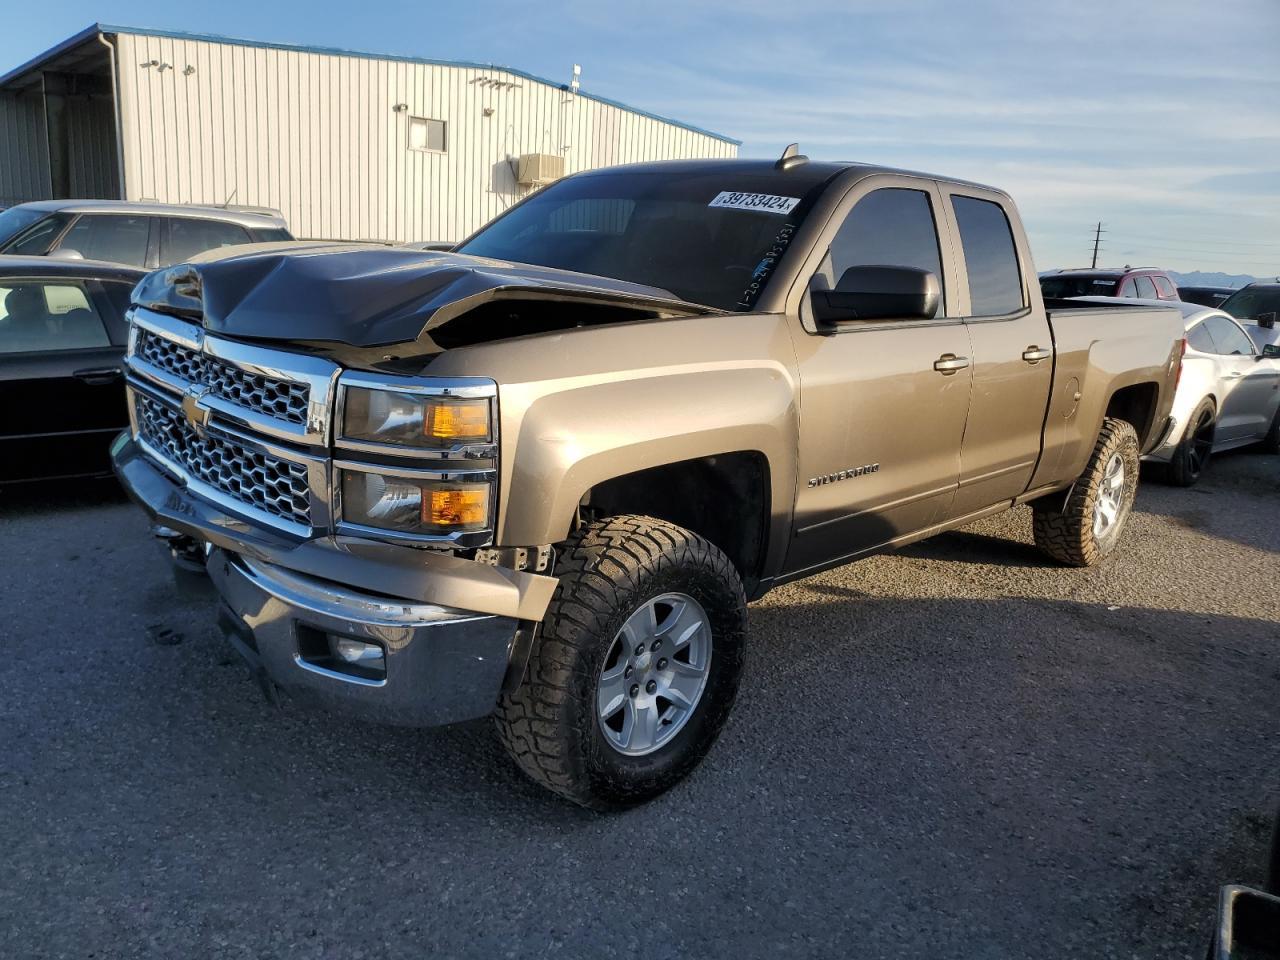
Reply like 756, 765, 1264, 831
409, 116, 447, 152
1118, 278, 1137, 297
827, 187, 944, 304
457, 168, 832, 310
162, 218, 252, 265
0, 281, 110, 354
1152, 276, 1177, 299
1204, 315, 1255, 356
952, 195, 1024, 316
59, 215, 150, 266
1134, 276, 1158, 299
1, 212, 74, 255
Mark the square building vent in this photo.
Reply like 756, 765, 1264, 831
516, 153, 565, 186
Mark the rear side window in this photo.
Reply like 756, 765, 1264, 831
951, 196, 1024, 316
1186, 322, 1216, 353
1204, 315, 1255, 356
162, 218, 252, 265
59, 215, 151, 266
2, 212, 74, 255
1152, 276, 1177, 298
829, 188, 944, 299
1134, 276, 1158, 299
0, 280, 111, 353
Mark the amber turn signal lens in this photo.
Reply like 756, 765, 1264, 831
425, 399, 490, 442
425, 487, 488, 528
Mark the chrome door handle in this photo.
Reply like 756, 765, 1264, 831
1022, 346, 1052, 364
933, 354, 970, 375
1224, 372, 1244, 380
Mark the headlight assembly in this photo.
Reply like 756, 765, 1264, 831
339, 468, 492, 539
341, 385, 492, 449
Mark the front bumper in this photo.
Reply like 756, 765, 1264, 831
112, 431, 556, 726
209, 548, 518, 726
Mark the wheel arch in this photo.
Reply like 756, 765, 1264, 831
578, 452, 774, 599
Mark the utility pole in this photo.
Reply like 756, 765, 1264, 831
1090, 222, 1106, 268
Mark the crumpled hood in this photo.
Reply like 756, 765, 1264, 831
131, 244, 711, 349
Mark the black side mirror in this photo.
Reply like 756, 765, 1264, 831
1261, 343, 1280, 360
812, 265, 941, 324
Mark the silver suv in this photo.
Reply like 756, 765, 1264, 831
0, 200, 293, 270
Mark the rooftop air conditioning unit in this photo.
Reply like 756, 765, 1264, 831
516, 153, 565, 187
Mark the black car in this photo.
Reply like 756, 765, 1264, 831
1178, 285, 1237, 308
0, 256, 145, 483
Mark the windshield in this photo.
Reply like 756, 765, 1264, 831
1220, 286, 1280, 321
456, 169, 833, 310
0, 207, 47, 246
1040, 275, 1119, 298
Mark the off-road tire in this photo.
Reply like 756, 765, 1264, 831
495, 515, 747, 810
1032, 417, 1140, 567
1166, 398, 1216, 487
1262, 406, 1280, 456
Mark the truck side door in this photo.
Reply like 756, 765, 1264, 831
940, 189, 1055, 515
784, 178, 972, 576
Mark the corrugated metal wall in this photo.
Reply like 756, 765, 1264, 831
0, 91, 50, 206
114, 33, 737, 242
64, 93, 120, 198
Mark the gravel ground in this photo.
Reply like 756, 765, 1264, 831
1, 451, 1277, 959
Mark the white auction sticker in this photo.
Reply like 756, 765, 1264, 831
708, 191, 801, 214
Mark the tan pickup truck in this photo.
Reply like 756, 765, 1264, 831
113, 153, 1184, 808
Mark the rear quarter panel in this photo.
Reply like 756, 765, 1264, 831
1032, 306, 1183, 487
423, 313, 801, 574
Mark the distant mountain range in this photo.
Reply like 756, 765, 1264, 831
1167, 271, 1266, 289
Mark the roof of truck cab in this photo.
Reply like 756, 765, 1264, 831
569, 157, 1005, 194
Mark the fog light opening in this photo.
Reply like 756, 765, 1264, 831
297, 624, 387, 682
333, 637, 384, 665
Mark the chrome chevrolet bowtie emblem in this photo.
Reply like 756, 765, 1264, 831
181, 385, 212, 436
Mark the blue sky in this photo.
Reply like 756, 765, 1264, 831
4, 0, 1278, 275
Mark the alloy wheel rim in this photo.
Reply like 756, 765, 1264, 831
1092, 452, 1127, 540
596, 592, 712, 757
1188, 412, 1214, 474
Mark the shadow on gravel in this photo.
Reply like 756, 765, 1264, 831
4, 580, 1280, 957
897, 527, 1051, 568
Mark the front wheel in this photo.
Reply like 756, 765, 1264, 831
1033, 417, 1140, 567
495, 515, 747, 810
1262, 405, 1280, 456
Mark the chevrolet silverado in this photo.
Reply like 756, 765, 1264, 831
112, 152, 1185, 808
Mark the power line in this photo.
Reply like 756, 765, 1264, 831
1119, 232, 1280, 248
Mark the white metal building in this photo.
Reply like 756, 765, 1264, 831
0, 24, 739, 242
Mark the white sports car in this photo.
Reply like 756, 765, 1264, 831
1076, 297, 1280, 485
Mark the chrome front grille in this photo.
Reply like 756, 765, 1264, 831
135, 327, 310, 425
134, 391, 312, 527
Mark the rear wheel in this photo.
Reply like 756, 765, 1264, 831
1167, 398, 1216, 486
495, 515, 747, 810
1033, 417, 1140, 567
